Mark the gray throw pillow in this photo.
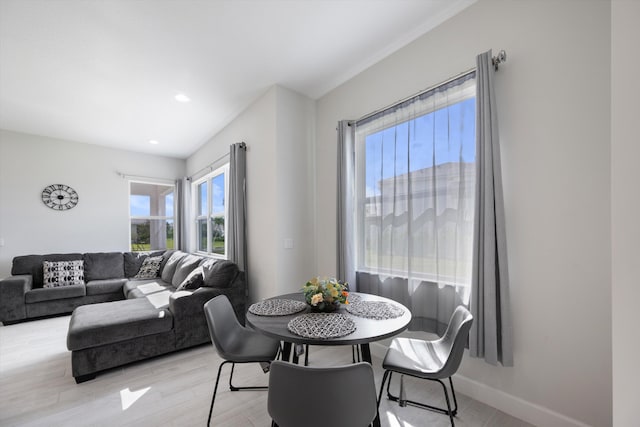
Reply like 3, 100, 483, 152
160, 251, 187, 283
171, 255, 203, 287
202, 260, 239, 289
134, 256, 163, 279
176, 266, 204, 291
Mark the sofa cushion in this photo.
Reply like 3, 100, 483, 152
202, 260, 239, 289
176, 266, 204, 291
160, 251, 187, 283
127, 282, 174, 299
83, 252, 124, 281
25, 284, 86, 303
171, 255, 203, 287
134, 256, 163, 279
124, 251, 165, 278
12, 253, 83, 288
85, 278, 127, 296
43, 260, 85, 288
66, 298, 173, 351
123, 278, 169, 298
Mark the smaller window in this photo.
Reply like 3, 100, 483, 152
129, 181, 175, 252
193, 164, 228, 258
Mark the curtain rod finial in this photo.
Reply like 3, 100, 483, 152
492, 50, 507, 71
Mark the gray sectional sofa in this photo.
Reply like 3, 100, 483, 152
0, 250, 246, 382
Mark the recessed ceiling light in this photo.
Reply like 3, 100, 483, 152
175, 93, 190, 103
149, 140, 159, 145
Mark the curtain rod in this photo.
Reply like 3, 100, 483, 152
188, 153, 229, 181
117, 173, 175, 184
354, 67, 475, 124
354, 49, 507, 125
188, 141, 246, 181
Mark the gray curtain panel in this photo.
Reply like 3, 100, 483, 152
470, 50, 513, 366
228, 142, 247, 275
175, 177, 191, 251
336, 120, 356, 288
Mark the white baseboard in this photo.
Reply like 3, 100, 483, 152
369, 342, 591, 427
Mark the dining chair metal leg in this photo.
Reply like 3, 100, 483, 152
448, 377, 459, 415
382, 371, 458, 426
438, 378, 455, 426
377, 370, 391, 408
208, 360, 231, 426
208, 360, 272, 426
399, 375, 407, 407
228, 362, 270, 392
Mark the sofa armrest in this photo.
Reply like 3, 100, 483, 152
170, 286, 244, 322
0, 275, 33, 323
169, 272, 247, 349
170, 271, 246, 321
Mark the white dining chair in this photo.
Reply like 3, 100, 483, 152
377, 305, 473, 426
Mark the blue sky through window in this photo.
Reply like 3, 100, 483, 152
130, 192, 174, 216
364, 98, 475, 197
199, 182, 207, 216
212, 174, 224, 213
130, 195, 150, 216
165, 193, 173, 217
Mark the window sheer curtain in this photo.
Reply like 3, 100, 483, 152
345, 73, 477, 335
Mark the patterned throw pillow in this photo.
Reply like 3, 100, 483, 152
43, 260, 84, 288
134, 256, 163, 279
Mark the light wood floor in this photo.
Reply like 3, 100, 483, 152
0, 315, 534, 427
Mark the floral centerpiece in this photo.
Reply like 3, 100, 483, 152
302, 277, 349, 313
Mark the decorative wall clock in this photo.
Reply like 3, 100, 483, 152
42, 184, 79, 210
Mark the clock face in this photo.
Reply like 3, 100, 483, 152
42, 184, 79, 211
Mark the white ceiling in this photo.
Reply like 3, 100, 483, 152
0, 0, 474, 159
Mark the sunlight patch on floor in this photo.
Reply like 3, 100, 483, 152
120, 386, 151, 410
384, 409, 417, 427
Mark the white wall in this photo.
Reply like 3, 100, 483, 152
0, 129, 185, 278
186, 85, 316, 302
611, 1, 640, 426
315, 1, 611, 426
274, 87, 317, 294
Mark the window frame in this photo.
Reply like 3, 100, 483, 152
192, 163, 229, 259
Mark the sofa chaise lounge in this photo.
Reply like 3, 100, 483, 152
0, 250, 246, 382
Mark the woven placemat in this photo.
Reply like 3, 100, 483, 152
287, 313, 356, 339
248, 299, 307, 316
346, 301, 404, 320
346, 293, 361, 303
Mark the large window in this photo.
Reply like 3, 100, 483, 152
129, 181, 175, 251
355, 73, 476, 286
193, 164, 228, 257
